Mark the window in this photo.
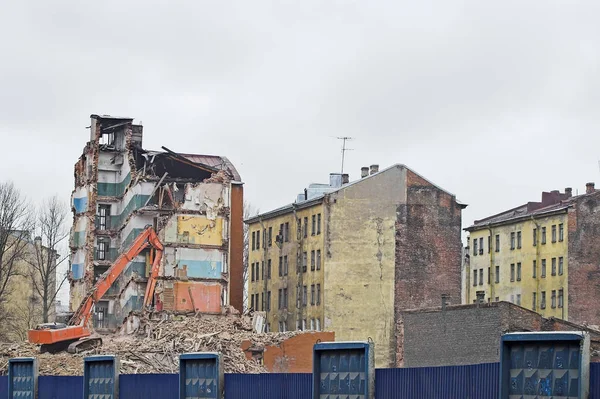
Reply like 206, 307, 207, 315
251, 294, 255, 310
541, 227, 546, 244
533, 260, 537, 278
284, 222, 290, 242
551, 290, 556, 308
516, 294, 521, 306
302, 252, 307, 272
302, 285, 307, 306
533, 228, 537, 246
479, 269, 483, 285
267, 291, 271, 311
97, 237, 109, 260
267, 259, 272, 279
517, 262, 521, 281
495, 297, 499, 302
311, 284, 315, 305
283, 288, 288, 308
316, 318, 321, 331
263, 229, 267, 249
473, 238, 478, 256
511, 294, 514, 303
251, 262, 255, 281
559, 257, 564, 275
559, 223, 564, 242
517, 231, 522, 249
98, 204, 110, 230
488, 267, 491, 284
279, 321, 286, 332
487, 236, 491, 253
302, 319, 307, 331
510, 232, 515, 250
317, 214, 322, 235
303, 217, 308, 238
473, 270, 477, 286
558, 289, 564, 308
268, 227, 272, 247
510, 264, 515, 282
279, 256, 283, 277
495, 266, 500, 283
316, 250, 321, 270
261, 293, 264, 311
284, 255, 289, 276
551, 258, 556, 276
541, 291, 546, 309
495, 235, 500, 252
261, 261, 264, 280
312, 215, 316, 236
310, 319, 315, 331
541, 259, 546, 278
479, 237, 483, 254
552, 225, 557, 243
256, 230, 260, 249
278, 289, 282, 309
279, 223, 284, 243
532, 292, 537, 310
317, 284, 321, 305
311, 250, 315, 271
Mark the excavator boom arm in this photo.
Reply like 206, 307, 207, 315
71, 226, 164, 327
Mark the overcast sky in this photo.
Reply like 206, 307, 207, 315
2, 1, 600, 258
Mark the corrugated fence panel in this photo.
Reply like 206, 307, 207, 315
0, 375, 7, 396
120, 373, 178, 399
590, 362, 600, 398
224, 373, 311, 399
375, 363, 499, 399
38, 376, 83, 399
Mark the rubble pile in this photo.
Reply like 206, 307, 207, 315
0, 313, 298, 376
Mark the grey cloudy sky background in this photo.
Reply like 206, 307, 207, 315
2, 1, 600, 249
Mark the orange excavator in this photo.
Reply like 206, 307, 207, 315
28, 226, 164, 353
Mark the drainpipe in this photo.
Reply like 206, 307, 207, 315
291, 204, 303, 332
258, 217, 269, 330
531, 216, 541, 313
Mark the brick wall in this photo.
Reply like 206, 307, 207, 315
241, 331, 334, 373
394, 169, 463, 365
568, 192, 600, 326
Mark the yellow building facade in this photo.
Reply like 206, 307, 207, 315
247, 198, 325, 332
465, 198, 569, 319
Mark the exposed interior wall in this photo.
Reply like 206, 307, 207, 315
229, 183, 244, 312
324, 167, 402, 368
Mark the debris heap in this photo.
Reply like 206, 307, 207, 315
1, 313, 298, 376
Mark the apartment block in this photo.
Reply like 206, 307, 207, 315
69, 114, 244, 329
246, 164, 465, 367
464, 184, 600, 326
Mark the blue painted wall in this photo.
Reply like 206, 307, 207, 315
178, 260, 223, 279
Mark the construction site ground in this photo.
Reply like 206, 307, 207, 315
0, 312, 297, 376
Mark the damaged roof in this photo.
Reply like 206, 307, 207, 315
178, 154, 241, 182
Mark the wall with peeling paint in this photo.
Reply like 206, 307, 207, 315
324, 167, 402, 368
163, 215, 225, 246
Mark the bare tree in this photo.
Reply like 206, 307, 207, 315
26, 196, 69, 323
0, 182, 32, 320
243, 201, 259, 311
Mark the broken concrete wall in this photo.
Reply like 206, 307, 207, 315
163, 215, 226, 246
163, 247, 225, 279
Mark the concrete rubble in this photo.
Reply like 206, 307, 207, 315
0, 311, 298, 376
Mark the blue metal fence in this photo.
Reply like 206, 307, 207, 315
38, 376, 83, 399
224, 373, 311, 399
4, 362, 600, 398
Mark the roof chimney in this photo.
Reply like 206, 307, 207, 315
342, 173, 349, 185
586, 182, 595, 194
329, 173, 342, 188
361, 167, 369, 178
369, 164, 379, 175
565, 187, 572, 198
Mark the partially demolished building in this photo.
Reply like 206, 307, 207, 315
69, 114, 244, 329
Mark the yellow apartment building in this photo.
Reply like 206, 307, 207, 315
247, 165, 465, 367
464, 184, 600, 326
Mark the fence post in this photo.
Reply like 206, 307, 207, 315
312, 341, 375, 399
179, 352, 223, 399
8, 357, 38, 399
83, 355, 119, 399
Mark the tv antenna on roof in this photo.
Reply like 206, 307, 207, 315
337, 137, 354, 174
